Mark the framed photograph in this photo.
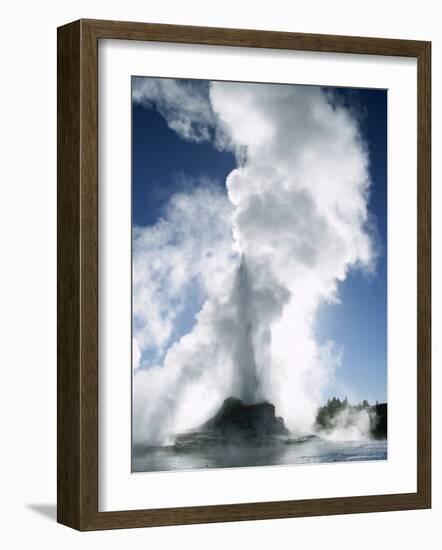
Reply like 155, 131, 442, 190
57, 19, 431, 530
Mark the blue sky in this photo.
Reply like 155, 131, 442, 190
132, 80, 387, 405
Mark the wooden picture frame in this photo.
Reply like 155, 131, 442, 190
57, 18, 431, 531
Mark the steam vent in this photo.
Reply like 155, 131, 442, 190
174, 397, 289, 450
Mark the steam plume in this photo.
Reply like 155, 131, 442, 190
132, 79, 375, 445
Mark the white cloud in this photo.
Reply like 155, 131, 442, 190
132, 338, 141, 372
133, 79, 376, 445
133, 183, 235, 365
132, 77, 214, 142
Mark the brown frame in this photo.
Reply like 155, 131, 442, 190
57, 18, 431, 531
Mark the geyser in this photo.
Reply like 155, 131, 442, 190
132, 79, 375, 446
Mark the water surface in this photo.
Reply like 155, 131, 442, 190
132, 438, 387, 473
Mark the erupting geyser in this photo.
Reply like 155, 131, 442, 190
132, 79, 376, 447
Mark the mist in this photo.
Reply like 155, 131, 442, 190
319, 408, 373, 442
132, 79, 375, 446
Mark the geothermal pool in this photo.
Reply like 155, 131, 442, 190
132, 438, 387, 473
